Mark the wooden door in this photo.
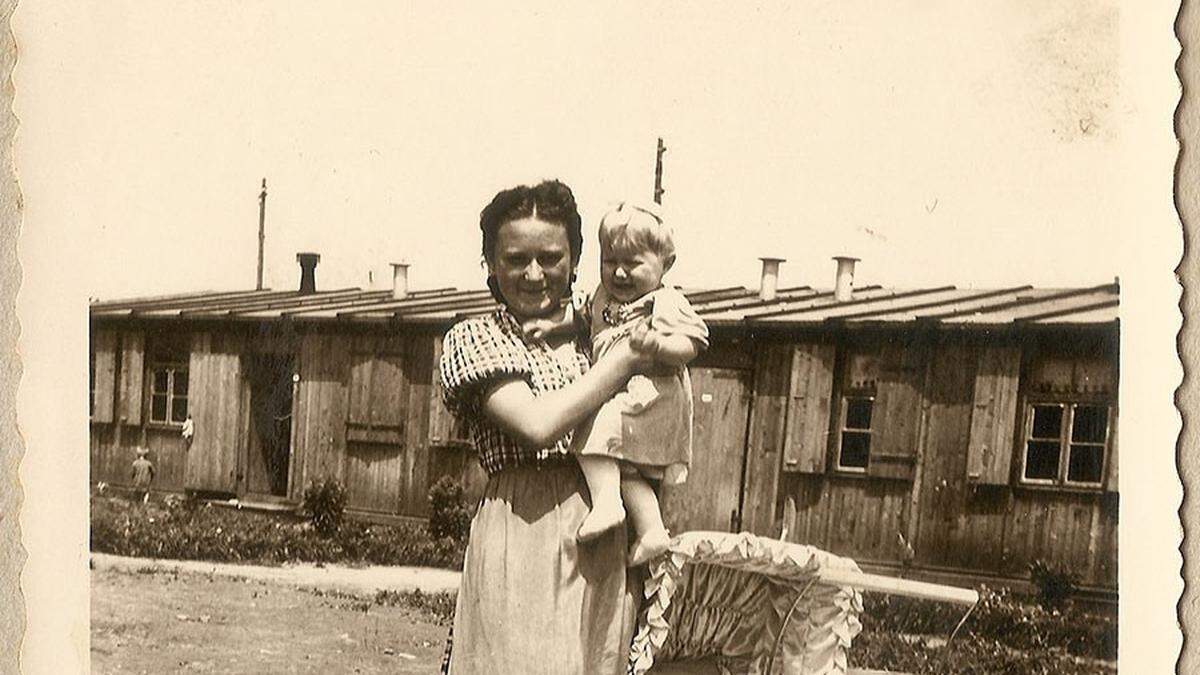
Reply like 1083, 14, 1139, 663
660, 367, 754, 534
242, 352, 296, 498
185, 333, 243, 493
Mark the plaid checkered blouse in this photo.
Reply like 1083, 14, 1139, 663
439, 308, 591, 475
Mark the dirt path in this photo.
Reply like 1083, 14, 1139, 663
92, 553, 462, 595
92, 565, 451, 674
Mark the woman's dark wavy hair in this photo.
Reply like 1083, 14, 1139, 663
480, 179, 584, 303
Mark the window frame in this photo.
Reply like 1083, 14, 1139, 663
1019, 396, 1112, 489
835, 391, 874, 474
146, 357, 190, 427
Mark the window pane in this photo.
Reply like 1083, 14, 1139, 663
153, 369, 169, 394
170, 397, 188, 423
839, 431, 870, 469
1024, 440, 1060, 480
845, 398, 872, 430
1030, 405, 1063, 439
1068, 444, 1104, 483
173, 369, 189, 396
151, 394, 168, 422
1071, 406, 1109, 444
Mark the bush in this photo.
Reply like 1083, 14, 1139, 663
302, 478, 347, 536
427, 476, 471, 541
1029, 559, 1077, 609
90, 493, 466, 570
859, 586, 1116, 661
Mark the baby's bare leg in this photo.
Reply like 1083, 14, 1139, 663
621, 471, 671, 567
577, 455, 625, 542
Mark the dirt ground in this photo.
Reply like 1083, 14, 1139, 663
92, 567, 449, 674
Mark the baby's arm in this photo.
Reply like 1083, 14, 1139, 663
631, 329, 702, 368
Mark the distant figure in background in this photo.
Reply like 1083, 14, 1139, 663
131, 446, 154, 503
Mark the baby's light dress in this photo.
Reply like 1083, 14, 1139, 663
573, 284, 709, 484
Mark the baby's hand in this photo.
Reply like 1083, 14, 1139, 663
522, 318, 555, 342
628, 320, 662, 358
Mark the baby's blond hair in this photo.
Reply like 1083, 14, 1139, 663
597, 201, 675, 259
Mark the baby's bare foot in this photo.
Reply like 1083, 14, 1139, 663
577, 502, 626, 543
628, 528, 671, 567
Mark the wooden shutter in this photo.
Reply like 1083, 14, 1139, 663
866, 339, 926, 480
428, 333, 471, 447
117, 330, 145, 425
91, 328, 118, 423
185, 332, 242, 492
782, 342, 836, 473
346, 335, 406, 445
966, 345, 1021, 486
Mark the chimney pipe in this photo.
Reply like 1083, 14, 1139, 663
833, 256, 859, 302
296, 252, 320, 295
758, 257, 785, 301
390, 262, 410, 300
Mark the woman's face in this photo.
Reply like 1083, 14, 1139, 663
489, 216, 574, 320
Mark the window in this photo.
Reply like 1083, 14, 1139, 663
1022, 402, 1111, 486
146, 337, 189, 425
837, 394, 873, 471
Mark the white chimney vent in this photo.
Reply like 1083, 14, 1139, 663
833, 256, 859, 302
390, 262, 411, 300
758, 257, 785, 301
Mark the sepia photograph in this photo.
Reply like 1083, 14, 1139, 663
10, 1, 1184, 673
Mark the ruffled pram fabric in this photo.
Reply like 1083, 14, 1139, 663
629, 531, 864, 675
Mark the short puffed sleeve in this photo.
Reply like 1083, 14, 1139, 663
439, 315, 533, 417
651, 287, 710, 350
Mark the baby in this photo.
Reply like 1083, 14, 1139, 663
527, 201, 708, 566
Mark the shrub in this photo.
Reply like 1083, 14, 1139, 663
90, 493, 466, 569
427, 476, 471, 541
302, 477, 347, 536
1029, 559, 1077, 609
859, 586, 1116, 661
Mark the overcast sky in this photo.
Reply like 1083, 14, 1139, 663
17, 1, 1127, 300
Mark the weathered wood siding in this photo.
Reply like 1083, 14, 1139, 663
185, 331, 244, 492
90, 423, 189, 490
292, 331, 352, 498
773, 332, 1118, 590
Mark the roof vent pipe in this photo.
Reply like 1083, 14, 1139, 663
390, 262, 410, 300
296, 252, 320, 295
833, 256, 859, 302
758, 257, 785, 301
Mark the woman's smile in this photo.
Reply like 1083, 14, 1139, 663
490, 216, 573, 320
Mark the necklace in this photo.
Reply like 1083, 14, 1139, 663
601, 295, 654, 327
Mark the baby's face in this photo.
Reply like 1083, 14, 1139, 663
600, 241, 672, 303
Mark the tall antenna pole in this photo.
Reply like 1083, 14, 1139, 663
653, 137, 666, 205
256, 178, 267, 290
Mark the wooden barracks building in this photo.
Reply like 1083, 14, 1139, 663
89, 255, 1119, 594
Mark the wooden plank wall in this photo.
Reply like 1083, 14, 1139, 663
292, 328, 440, 518
90, 424, 189, 491
774, 332, 1118, 590
292, 331, 352, 499
185, 331, 244, 492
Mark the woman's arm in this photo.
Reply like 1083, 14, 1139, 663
480, 330, 652, 449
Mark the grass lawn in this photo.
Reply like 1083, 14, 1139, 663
92, 567, 450, 674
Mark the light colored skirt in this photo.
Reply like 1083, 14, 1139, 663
446, 462, 641, 675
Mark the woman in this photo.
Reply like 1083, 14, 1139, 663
439, 179, 653, 674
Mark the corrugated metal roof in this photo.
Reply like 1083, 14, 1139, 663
90, 281, 1119, 328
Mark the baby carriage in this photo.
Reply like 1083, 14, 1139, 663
630, 531, 978, 675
